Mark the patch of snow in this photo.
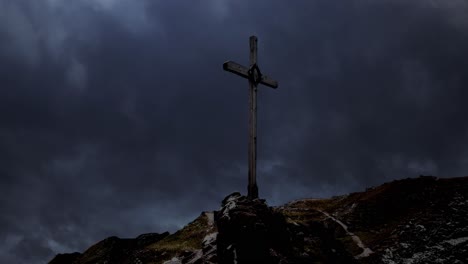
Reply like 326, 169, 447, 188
382, 242, 454, 264
430, 245, 445, 251
355, 248, 373, 259
163, 257, 181, 264
402, 251, 433, 264
221, 196, 239, 220
202, 232, 218, 246
226, 194, 239, 203
382, 248, 397, 264
233, 248, 238, 264
318, 210, 374, 259
443, 236, 468, 246
226, 200, 237, 210
400, 243, 410, 248
288, 220, 300, 226
416, 225, 425, 231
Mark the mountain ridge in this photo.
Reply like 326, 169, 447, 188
49, 175, 468, 263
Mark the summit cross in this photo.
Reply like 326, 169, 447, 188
223, 36, 279, 200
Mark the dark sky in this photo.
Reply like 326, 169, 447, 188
1, 0, 468, 263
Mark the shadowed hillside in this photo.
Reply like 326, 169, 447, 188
50, 176, 468, 263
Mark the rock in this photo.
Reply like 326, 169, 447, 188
48, 252, 81, 264
216, 192, 292, 263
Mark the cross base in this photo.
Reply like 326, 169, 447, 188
248, 183, 259, 200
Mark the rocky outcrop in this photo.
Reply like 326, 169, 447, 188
215, 192, 356, 263
215, 192, 291, 263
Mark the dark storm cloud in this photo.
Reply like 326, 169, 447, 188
1, 0, 468, 263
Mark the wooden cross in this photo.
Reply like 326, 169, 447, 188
223, 36, 278, 199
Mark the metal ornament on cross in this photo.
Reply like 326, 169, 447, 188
222, 35, 279, 200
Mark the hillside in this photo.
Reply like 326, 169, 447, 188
49, 176, 468, 263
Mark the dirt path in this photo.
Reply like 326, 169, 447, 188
318, 210, 373, 259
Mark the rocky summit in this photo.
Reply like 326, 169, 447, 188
49, 176, 468, 264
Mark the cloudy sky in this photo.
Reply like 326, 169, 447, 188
1, 0, 468, 263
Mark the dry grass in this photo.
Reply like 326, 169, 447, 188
145, 212, 214, 263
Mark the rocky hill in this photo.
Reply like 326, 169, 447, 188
49, 176, 468, 263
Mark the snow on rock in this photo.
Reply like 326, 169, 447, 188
163, 257, 181, 264
382, 248, 397, 264
216, 192, 304, 263
443, 236, 468, 246
355, 248, 374, 259
202, 232, 218, 246
400, 243, 410, 249
233, 248, 238, 264
219, 192, 242, 220
381, 225, 467, 264
404, 251, 434, 264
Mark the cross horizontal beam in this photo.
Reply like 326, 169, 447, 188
223, 61, 278, 89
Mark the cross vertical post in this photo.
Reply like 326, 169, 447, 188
248, 36, 258, 199
222, 36, 278, 200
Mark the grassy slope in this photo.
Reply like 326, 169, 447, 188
144, 212, 216, 264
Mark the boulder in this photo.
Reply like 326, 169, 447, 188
216, 192, 291, 264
